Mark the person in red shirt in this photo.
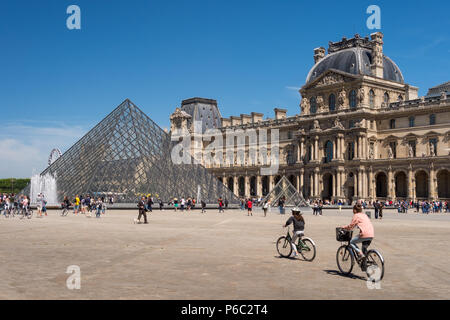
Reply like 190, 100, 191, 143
247, 199, 253, 216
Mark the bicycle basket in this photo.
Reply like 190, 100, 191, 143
336, 227, 352, 241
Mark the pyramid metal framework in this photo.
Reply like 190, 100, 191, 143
40, 99, 239, 204
259, 176, 311, 211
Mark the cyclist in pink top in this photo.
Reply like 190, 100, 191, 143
341, 204, 374, 258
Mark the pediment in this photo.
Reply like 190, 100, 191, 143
301, 69, 360, 91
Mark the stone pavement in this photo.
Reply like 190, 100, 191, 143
0, 208, 449, 299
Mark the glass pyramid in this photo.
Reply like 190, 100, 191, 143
39, 99, 239, 204
259, 176, 311, 211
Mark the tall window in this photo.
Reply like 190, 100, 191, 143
310, 97, 317, 114
390, 119, 396, 129
369, 90, 375, 108
384, 92, 390, 104
329, 94, 336, 111
349, 90, 357, 109
307, 145, 312, 162
409, 116, 415, 127
349, 120, 355, 128
430, 114, 436, 125
348, 142, 355, 160
325, 141, 333, 163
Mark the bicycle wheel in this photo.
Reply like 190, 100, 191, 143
365, 250, 385, 281
299, 238, 316, 262
276, 236, 292, 258
336, 245, 354, 275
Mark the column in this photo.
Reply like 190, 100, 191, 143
353, 172, 358, 199
354, 137, 359, 160
314, 137, 319, 161
387, 168, 393, 200
257, 175, 262, 197
233, 176, 239, 196
361, 168, 367, 199
296, 175, 300, 193
245, 176, 250, 197
357, 169, 362, 199
336, 169, 342, 198
299, 169, 304, 196
407, 167, 413, 200
340, 137, 345, 160
358, 136, 362, 159
223, 174, 228, 188
332, 172, 337, 198
309, 173, 314, 198
333, 139, 337, 160
314, 168, 320, 198
300, 138, 305, 161
429, 165, 435, 200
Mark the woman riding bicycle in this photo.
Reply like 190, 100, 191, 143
283, 208, 305, 257
341, 204, 374, 259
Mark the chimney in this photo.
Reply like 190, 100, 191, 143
314, 47, 326, 64
240, 114, 251, 125
251, 112, 264, 123
274, 108, 287, 120
370, 32, 384, 78
230, 116, 241, 126
221, 117, 231, 127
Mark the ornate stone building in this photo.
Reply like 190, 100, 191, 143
170, 33, 450, 202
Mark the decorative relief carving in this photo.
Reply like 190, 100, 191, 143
300, 98, 309, 114
333, 117, 345, 130
358, 87, 365, 105
316, 95, 325, 113
337, 88, 347, 109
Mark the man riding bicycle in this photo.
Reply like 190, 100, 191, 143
283, 208, 305, 257
341, 204, 374, 259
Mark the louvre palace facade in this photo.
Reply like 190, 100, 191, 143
170, 32, 450, 202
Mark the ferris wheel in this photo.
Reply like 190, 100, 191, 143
48, 148, 62, 166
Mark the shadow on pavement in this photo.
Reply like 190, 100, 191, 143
324, 269, 366, 281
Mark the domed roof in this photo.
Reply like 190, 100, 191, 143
306, 47, 404, 84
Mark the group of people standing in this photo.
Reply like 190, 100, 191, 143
66, 195, 106, 218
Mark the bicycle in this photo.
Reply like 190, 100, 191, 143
335, 227, 385, 280
60, 206, 70, 216
276, 226, 316, 261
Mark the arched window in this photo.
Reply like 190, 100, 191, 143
409, 116, 415, 127
325, 141, 333, 163
369, 90, 375, 108
384, 92, 390, 104
329, 94, 336, 111
430, 114, 436, 125
349, 90, 357, 109
310, 97, 317, 114
398, 95, 403, 102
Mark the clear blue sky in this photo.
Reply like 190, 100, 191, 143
1, 0, 449, 178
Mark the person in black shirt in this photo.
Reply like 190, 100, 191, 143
137, 197, 148, 224
283, 208, 305, 257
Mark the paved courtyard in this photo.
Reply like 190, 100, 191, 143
1, 208, 450, 300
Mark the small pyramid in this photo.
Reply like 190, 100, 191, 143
40, 99, 238, 204
259, 176, 310, 211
